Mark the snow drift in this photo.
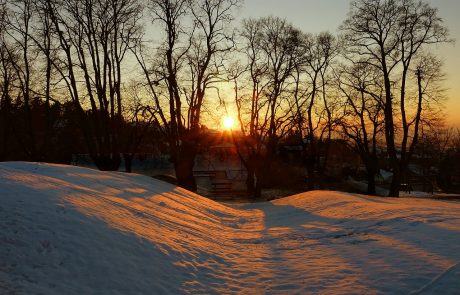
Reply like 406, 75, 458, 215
1, 162, 459, 294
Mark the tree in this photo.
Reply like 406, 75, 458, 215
256, 17, 300, 156
2, 0, 38, 160
138, 0, 241, 191
120, 81, 157, 173
341, 0, 450, 197
289, 31, 338, 190
232, 16, 300, 198
336, 62, 385, 194
0, 3, 16, 160
47, 0, 142, 170
31, 0, 57, 160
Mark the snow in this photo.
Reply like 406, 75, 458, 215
1, 162, 460, 294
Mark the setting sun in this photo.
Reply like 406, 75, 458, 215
223, 116, 235, 130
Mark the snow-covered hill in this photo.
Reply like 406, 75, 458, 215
1, 162, 459, 294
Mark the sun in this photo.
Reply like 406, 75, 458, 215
223, 116, 235, 130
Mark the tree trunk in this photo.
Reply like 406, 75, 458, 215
174, 141, 197, 191
306, 155, 315, 190
389, 165, 401, 197
0, 91, 11, 161
124, 153, 133, 173
364, 156, 379, 195
175, 156, 197, 191
251, 159, 265, 199
93, 153, 121, 171
246, 166, 255, 193
254, 173, 262, 199
367, 170, 376, 195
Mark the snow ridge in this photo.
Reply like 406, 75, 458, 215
1, 162, 460, 294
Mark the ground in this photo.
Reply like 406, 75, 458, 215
1, 162, 460, 294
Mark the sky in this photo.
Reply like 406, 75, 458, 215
239, 0, 460, 127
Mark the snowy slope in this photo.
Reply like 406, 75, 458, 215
1, 162, 460, 294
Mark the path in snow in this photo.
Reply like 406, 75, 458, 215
1, 162, 460, 294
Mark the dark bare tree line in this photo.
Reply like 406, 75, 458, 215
0, 0, 456, 197
230, 0, 451, 197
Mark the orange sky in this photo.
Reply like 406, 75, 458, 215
240, 0, 460, 127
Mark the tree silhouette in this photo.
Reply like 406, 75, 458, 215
341, 0, 450, 197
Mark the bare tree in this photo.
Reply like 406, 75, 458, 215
289, 32, 338, 190
235, 18, 269, 197
336, 62, 385, 194
120, 81, 157, 173
47, 0, 142, 170
0, 3, 17, 160
452, 129, 460, 153
24, 0, 60, 160
139, 0, 241, 191
3, 0, 39, 159
257, 17, 300, 155
341, 0, 450, 197
231, 16, 300, 198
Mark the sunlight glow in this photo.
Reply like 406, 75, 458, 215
223, 116, 235, 130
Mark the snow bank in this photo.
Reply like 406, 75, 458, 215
1, 162, 459, 294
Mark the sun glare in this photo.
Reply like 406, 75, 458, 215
223, 116, 235, 130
